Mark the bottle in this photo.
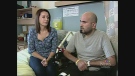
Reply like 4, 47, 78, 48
24, 36, 26, 42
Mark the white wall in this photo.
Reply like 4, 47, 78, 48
22, 1, 58, 9
17, 1, 22, 5
17, 1, 23, 35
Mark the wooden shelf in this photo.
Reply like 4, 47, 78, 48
17, 7, 40, 25
17, 18, 35, 25
17, 18, 33, 20
17, 41, 27, 45
55, 1, 93, 7
17, 8, 32, 12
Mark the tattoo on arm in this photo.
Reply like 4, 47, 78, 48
100, 59, 111, 68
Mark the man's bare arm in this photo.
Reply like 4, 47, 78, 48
89, 55, 116, 67
63, 50, 78, 63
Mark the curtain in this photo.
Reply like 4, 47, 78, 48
103, 1, 118, 60
103, 1, 118, 76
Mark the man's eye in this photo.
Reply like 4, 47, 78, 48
80, 20, 87, 23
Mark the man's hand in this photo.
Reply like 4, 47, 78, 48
41, 58, 48, 67
76, 60, 87, 71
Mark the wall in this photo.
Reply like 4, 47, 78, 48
21, 1, 57, 9
54, 2, 106, 32
17, 1, 22, 5
48, 1, 106, 32
17, 1, 57, 36
17, 1, 107, 35
17, 1, 23, 36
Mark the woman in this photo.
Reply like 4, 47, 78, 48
28, 9, 58, 76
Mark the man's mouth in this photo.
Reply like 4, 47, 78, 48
81, 28, 84, 30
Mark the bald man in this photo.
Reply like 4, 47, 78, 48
60, 12, 116, 76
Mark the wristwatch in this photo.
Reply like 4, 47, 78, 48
87, 61, 90, 66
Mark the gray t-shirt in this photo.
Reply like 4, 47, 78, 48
66, 29, 115, 61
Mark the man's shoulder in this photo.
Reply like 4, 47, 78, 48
71, 31, 83, 40
96, 30, 109, 39
96, 30, 106, 35
74, 31, 81, 35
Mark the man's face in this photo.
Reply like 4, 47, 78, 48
80, 14, 95, 35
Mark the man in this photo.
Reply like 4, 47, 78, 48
62, 12, 116, 76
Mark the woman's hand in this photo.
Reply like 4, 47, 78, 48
41, 58, 48, 67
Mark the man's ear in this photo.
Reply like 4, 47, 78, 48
92, 23, 96, 28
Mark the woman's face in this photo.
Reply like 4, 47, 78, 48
39, 11, 49, 26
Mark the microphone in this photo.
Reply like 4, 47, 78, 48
55, 47, 65, 59
54, 47, 65, 66
57, 47, 65, 52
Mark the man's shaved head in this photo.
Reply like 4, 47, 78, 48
82, 12, 97, 23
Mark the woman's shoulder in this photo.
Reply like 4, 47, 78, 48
50, 27, 57, 32
29, 27, 36, 33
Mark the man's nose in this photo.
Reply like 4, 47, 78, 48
80, 23, 83, 27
